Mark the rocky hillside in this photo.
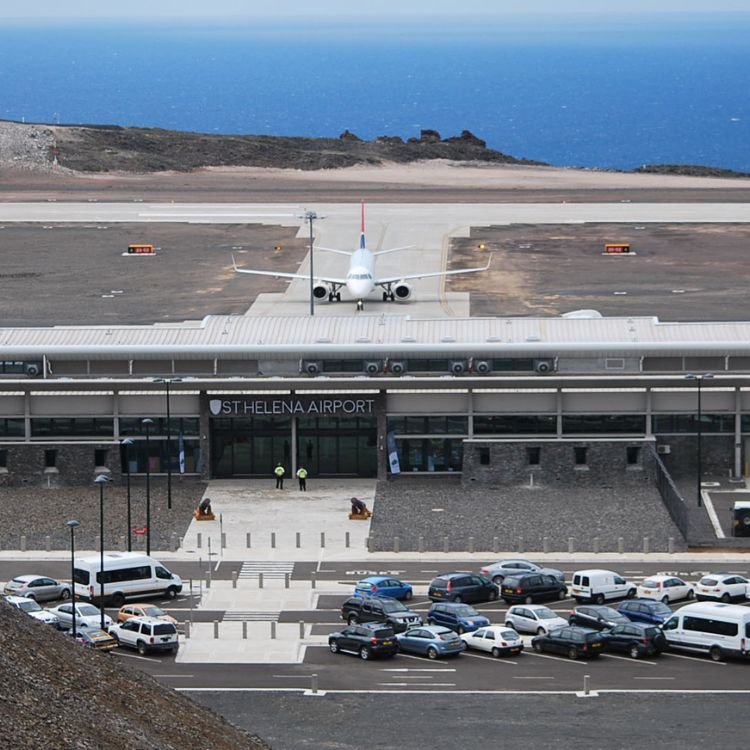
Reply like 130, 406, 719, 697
0, 601, 270, 750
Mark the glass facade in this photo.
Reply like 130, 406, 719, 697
654, 414, 736, 433
473, 415, 556, 434
562, 414, 647, 434
0, 418, 25, 437
395, 438, 464, 473
120, 438, 202, 475
31, 417, 114, 437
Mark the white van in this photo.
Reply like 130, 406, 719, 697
73, 552, 183, 607
570, 569, 637, 604
662, 602, 750, 661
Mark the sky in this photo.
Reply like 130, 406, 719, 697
2, 0, 749, 22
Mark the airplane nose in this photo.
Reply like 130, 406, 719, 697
348, 281, 369, 298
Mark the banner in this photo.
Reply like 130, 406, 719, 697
178, 431, 185, 475
386, 431, 400, 475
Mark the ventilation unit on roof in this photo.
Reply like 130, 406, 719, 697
301, 360, 322, 376
389, 360, 407, 376
364, 360, 383, 375
533, 358, 554, 374
25, 362, 42, 377
474, 360, 492, 375
449, 360, 468, 375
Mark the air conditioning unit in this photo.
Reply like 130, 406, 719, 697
389, 360, 407, 376
533, 358, 554, 374
302, 360, 322, 376
25, 362, 42, 377
449, 360, 468, 375
657, 444, 671, 455
474, 359, 492, 375
364, 360, 382, 375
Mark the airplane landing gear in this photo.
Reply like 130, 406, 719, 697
382, 290, 395, 302
328, 291, 342, 302
356, 299, 364, 311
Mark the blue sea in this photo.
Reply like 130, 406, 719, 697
1, 15, 749, 172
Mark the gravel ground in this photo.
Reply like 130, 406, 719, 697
369, 477, 687, 553
0, 480, 207, 552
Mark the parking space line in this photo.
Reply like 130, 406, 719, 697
378, 683, 457, 687
110, 651, 161, 663
461, 653, 518, 665
512, 676, 555, 680
600, 654, 658, 666
524, 652, 589, 665
662, 653, 726, 665
397, 653, 450, 665
633, 677, 675, 680
380, 668, 455, 672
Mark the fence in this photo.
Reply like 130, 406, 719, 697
651, 447, 690, 539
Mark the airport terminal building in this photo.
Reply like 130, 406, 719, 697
1, 312, 750, 486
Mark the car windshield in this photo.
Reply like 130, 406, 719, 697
642, 579, 661, 588
143, 606, 166, 617
700, 577, 718, 586
434, 627, 455, 637
153, 623, 176, 635
596, 607, 622, 619
652, 603, 672, 615
78, 604, 99, 616
380, 600, 406, 612
373, 629, 394, 639
454, 606, 478, 617
536, 608, 559, 620
18, 600, 42, 612
500, 630, 518, 640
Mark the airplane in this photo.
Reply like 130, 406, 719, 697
232, 201, 492, 310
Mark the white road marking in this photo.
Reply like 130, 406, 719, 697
378, 683, 457, 687
512, 676, 554, 680
703, 491, 726, 538
380, 668, 455, 672
662, 653, 726, 665
633, 677, 676, 680
110, 651, 161, 663
462, 652, 518, 665
600, 654, 658, 666
397, 653, 449, 664
272, 674, 314, 678
525, 652, 589, 665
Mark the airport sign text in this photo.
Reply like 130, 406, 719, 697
209, 396, 376, 417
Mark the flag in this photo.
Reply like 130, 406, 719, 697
386, 431, 400, 475
178, 431, 185, 474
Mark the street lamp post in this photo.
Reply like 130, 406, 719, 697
686, 373, 714, 508
305, 210, 317, 317
154, 378, 182, 510
121, 438, 134, 551
94, 474, 111, 630
142, 418, 154, 556
66, 519, 80, 637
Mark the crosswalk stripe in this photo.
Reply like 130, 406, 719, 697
239, 561, 295, 579
223, 611, 281, 622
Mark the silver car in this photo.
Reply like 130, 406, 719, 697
3, 574, 71, 603
5, 595, 60, 626
48, 602, 112, 630
479, 559, 565, 586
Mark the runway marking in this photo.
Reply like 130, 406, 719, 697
462, 652, 518, 665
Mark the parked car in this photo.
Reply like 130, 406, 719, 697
427, 602, 490, 634
460, 626, 524, 658
637, 575, 695, 603
3, 574, 71, 603
531, 626, 605, 660
505, 604, 568, 635
570, 569, 636, 604
68, 627, 118, 652
568, 605, 630, 631
695, 573, 750, 602
601, 622, 666, 659
428, 572, 499, 604
116, 603, 178, 625
354, 576, 413, 601
479, 559, 565, 586
341, 595, 422, 633
4, 595, 59, 626
328, 623, 398, 661
396, 625, 465, 659
617, 598, 673, 625
108, 616, 179, 655
500, 573, 567, 604
49, 602, 112, 630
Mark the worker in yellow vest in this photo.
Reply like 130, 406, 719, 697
274, 462, 285, 489
296, 466, 308, 491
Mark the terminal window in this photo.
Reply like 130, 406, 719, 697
479, 447, 490, 465
626, 446, 641, 465
527, 447, 541, 465
574, 447, 588, 465
0, 449, 7, 469
44, 449, 57, 469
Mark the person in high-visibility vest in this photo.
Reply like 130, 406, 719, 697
274, 462, 285, 489
296, 466, 308, 491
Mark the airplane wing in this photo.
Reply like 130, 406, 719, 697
375, 255, 493, 286
232, 256, 348, 285
373, 246, 413, 256
314, 246, 353, 256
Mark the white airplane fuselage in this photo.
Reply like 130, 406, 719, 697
344, 248, 376, 300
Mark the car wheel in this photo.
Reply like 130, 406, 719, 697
505, 621, 514, 629
488, 590, 498, 602
25, 593, 36, 602
721, 593, 731, 603
537, 627, 545, 635
491, 647, 501, 658
686, 589, 695, 600
347, 614, 359, 625
557, 589, 566, 600
492, 575, 504, 585
709, 646, 723, 662
111, 633, 120, 645
594, 594, 605, 605
524, 595, 534, 605
626, 589, 636, 599
533, 641, 543, 653
427, 647, 439, 660
661, 595, 670, 604
60, 588, 71, 601
457, 625, 465, 635
329, 641, 339, 654
629, 644, 641, 659
453, 595, 463, 604
427, 619, 435, 626
137, 641, 147, 656
170, 646, 178, 655
359, 646, 371, 661
567, 647, 578, 660
111, 593, 125, 608
404, 590, 413, 601
166, 586, 179, 599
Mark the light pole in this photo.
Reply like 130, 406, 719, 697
305, 210, 317, 316
66, 520, 80, 636
142, 417, 154, 556
94, 474, 111, 629
121, 438, 134, 551
686, 373, 713, 508
154, 378, 181, 510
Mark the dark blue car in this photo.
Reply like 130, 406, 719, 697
617, 598, 673, 625
354, 576, 413, 601
427, 602, 490, 634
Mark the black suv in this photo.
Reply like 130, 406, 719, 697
428, 573, 499, 604
500, 572, 567, 604
341, 596, 422, 633
601, 622, 666, 659
328, 623, 398, 660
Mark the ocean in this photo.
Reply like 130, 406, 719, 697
0, 16, 749, 172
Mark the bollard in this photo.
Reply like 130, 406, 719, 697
584, 674, 590, 696
285, 572, 290, 589
593, 537, 600, 554
221, 532, 226, 549
618, 536, 624, 554
568, 537, 574, 554
345, 531, 350, 548
517, 537, 523, 554
468, 536, 475, 554
178, 537, 183, 552
296, 532, 301, 549
119, 535, 126, 552
242, 621, 248, 640
45, 535, 51, 552
393, 536, 400, 554
184, 620, 191, 639
246, 532, 252, 548
259, 572, 264, 589
170, 533, 177, 552
205, 575, 211, 589
418, 535, 425, 554
311, 571, 316, 589
443, 536, 449, 554
493, 536, 499, 554
299, 620, 305, 639
320, 532, 326, 549
668, 536, 675, 554
197, 532, 202, 549
232, 571, 238, 589
543, 536, 550, 554
311, 673, 319, 695
213, 620, 219, 639
94, 535, 100, 552
643, 536, 650, 554
271, 532, 276, 549
189, 578, 194, 619
270, 621, 276, 640
366, 536, 372, 553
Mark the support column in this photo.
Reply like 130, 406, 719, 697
377, 389, 388, 480
199, 391, 211, 481
556, 388, 563, 438
734, 386, 742, 478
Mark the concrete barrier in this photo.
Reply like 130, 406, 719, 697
232, 571, 237, 589
618, 537, 624, 554
213, 620, 219, 639
242, 621, 248, 640
568, 537, 574, 554
393, 537, 400, 553
246, 532, 251, 548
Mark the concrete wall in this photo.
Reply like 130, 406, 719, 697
657, 435, 735, 480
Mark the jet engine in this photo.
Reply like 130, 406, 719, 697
393, 281, 413, 301
313, 282, 329, 300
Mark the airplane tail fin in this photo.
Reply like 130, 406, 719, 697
359, 199, 366, 250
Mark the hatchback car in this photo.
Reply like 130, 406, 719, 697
695, 573, 750, 602
396, 625, 465, 659
427, 602, 490, 634
617, 598, 673, 625
501, 573, 567, 604
354, 576, 413, 601
116, 603, 178, 625
480, 559, 565, 586
428, 573, 498, 604
531, 626, 605, 660
328, 623, 398, 661
568, 605, 630, 631
49, 602, 112, 630
108, 616, 179, 655
505, 604, 568, 635
460, 626, 524, 658
601, 622, 666, 659
69, 627, 118, 652
3, 575, 71, 603
637, 576, 695, 603
5, 595, 59, 626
